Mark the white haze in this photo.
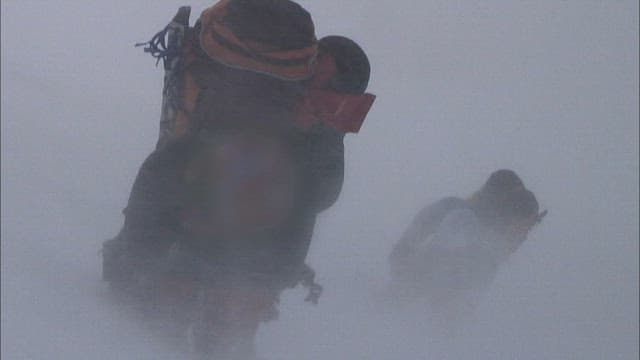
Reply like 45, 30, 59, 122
2, 1, 638, 359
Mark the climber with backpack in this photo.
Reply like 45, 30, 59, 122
388, 170, 546, 325
101, 0, 375, 357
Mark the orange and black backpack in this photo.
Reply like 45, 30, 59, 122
135, 1, 376, 150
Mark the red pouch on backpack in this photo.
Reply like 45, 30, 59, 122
295, 46, 376, 133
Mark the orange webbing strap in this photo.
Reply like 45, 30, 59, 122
198, 0, 318, 81
173, 32, 201, 140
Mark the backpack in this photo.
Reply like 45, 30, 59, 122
134, 2, 375, 223
135, 5, 376, 150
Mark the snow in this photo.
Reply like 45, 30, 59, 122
2, 1, 638, 359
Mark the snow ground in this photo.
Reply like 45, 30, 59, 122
2, 1, 638, 359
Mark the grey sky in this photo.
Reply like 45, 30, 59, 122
2, 1, 638, 359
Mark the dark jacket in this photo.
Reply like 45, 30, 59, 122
106, 117, 344, 288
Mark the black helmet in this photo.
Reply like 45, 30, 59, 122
498, 189, 539, 222
318, 35, 371, 94
482, 169, 524, 195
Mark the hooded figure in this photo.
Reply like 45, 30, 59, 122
388, 170, 545, 327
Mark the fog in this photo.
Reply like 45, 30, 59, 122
2, 1, 638, 359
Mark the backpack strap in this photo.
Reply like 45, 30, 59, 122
198, 0, 318, 81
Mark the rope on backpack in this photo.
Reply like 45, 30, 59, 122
135, 7, 191, 68
135, 26, 179, 67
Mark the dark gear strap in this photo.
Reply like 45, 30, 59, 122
135, 6, 192, 69
299, 263, 323, 305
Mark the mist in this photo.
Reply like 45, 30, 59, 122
2, 1, 638, 359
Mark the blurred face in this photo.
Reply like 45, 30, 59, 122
502, 214, 538, 252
